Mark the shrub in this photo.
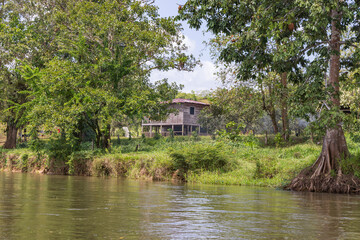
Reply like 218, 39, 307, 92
340, 153, 360, 178
243, 134, 260, 149
254, 157, 278, 179
350, 132, 360, 143
170, 150, 188, 171
45, 137, 72, 163
92, 158, 114, 176
274, 133, 284, 148
67, 151, 93, 175
153, 132, 161, 140
191, 131, 200, 141
168, 128, 174, 140
169, 143, 228, 172
20, 154, 29, 172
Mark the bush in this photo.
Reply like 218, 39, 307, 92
67, 151, 93, 175
340, 152, 360, 178
20, 154, 29, 172
191, 131, 201, 141
254, 157, 278, 179
274, 133, 284, 148
169, 143, 228, 172
92, 158, 114, 176
153, 132, 162, 140
45, 137, 72, 163
242, 134, 260, 149
350, 132, 360, 143
168, 128, 174, 140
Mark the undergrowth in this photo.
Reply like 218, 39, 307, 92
4, 134, 360, 188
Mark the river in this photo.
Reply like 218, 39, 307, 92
1, 172, 360, 239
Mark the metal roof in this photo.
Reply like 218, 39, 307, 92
170, 98, 210, 106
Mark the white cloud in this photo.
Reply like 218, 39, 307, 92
183, 35, 196, 53
150, 60, 220, 92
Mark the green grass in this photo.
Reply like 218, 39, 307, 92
93, 136, 321, 186
2, 134, 360, 188
184, 142, 320, 187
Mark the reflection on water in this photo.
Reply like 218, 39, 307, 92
1, 172, 360, 239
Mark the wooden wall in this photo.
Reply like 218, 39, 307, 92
142, 103, 207, 126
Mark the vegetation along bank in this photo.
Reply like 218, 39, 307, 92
1, 135, 359, 189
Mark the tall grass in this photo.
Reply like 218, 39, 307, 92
3, 134, 360, 188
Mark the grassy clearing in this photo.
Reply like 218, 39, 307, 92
185, 143, 320, 187
1, 134, 360, 188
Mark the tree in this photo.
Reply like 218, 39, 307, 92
179, 0, 360, 192
0, 0, 41, 148
184, 3, 296, 140
259, 73, 281, 134
198, 87, 263, 136
18, 0, 196, 150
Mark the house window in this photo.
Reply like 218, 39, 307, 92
190, 107, 195, 115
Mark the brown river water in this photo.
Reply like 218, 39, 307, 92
1, 172, 360, 239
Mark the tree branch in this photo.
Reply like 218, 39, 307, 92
339, 41, 359, 48
291, 41, 328, 61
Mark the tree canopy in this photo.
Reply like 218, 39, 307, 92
179, 0, 360, 193
0, 0, 197, 149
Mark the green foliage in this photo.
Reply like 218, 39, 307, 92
45, 137, 73, 163
340, 152, 360, 178
343, 117, 360, 143
168, 128, 174, 140
169, 143, 228, 172
93, 158, 113, 177
1, 135, 324, 187
191, 131, 200, 141
176, 91, 199, 101
178, 0, 360, 163
243, 134, 259, 149
350, 132, 360, 143
274, 133, 285, 148
67, 151, 93, 175
217, 121, 244, 141
198, 87, 263, 135
153, 132, 162, 140
254, 157, 278, 179
1, 0, 198, 151
216, 122, 261, 148
20, 154, 28, 172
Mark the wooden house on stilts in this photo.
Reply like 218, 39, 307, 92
141, 99, 209, 137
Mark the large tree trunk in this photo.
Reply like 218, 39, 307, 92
280, 72, 289, 141
286, 6, 360, 193
269, 108, 278, 134
310, 7, 346, 176
102, 124, 111, 150
312, 127, 349, 177
4, 121, 18, 149
94, 121, 111, 150
262, 84, 278, 134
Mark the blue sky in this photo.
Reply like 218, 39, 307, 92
150, 0, 220, 93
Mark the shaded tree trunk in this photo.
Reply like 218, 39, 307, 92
4, 121, 18, 149
269, 107, 278, 134
261, 84, 278, 134
95, 123, 101, 148
93, 121, 111, 150
280, 72, 289, 141
24, 128, 27, 142
102, 124, 111, 150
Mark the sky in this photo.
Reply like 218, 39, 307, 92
150, 0, 220, 93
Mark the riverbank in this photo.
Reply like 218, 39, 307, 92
1, 135, 360, 188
